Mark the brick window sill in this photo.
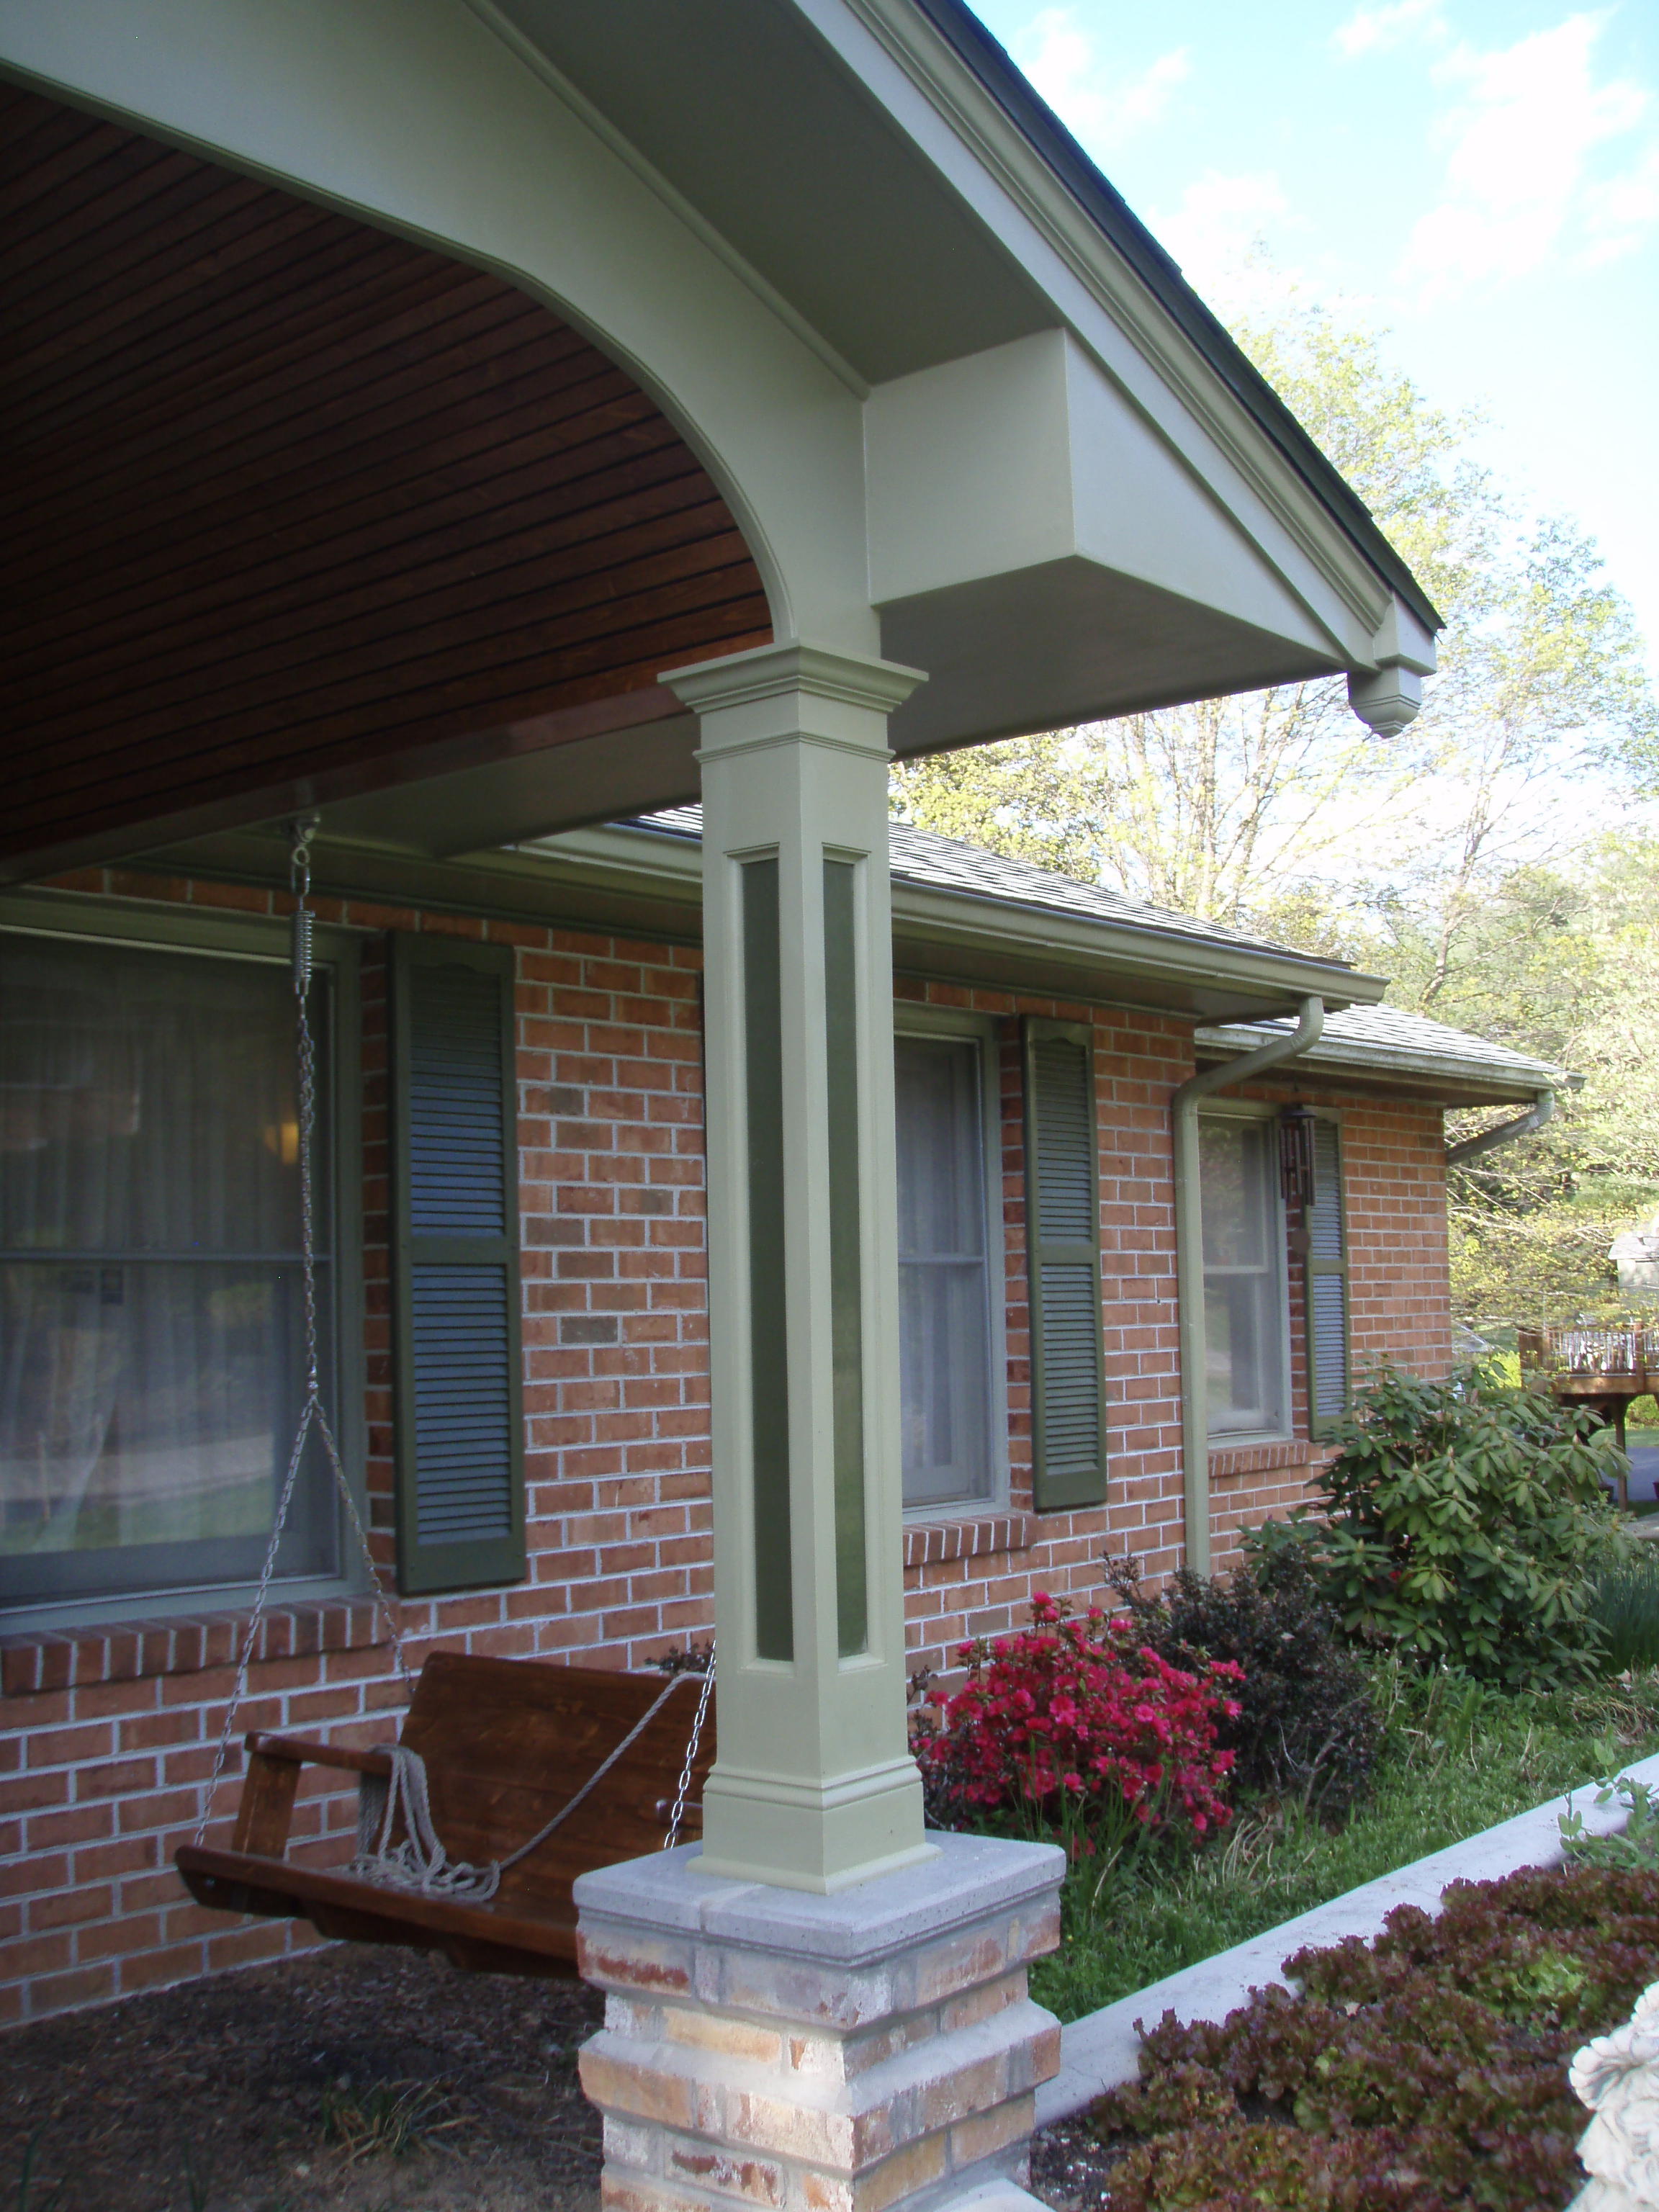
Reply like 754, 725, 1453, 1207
904, 1514, 1032, 1568
1, 1599, 387, 1697
1208, 1440, 1329, 1482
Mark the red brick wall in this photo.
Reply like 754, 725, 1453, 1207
1, 871, 1452, 2022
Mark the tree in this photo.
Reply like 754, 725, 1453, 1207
891, 294, 1659, 1336
893, 300, 1655, 961
1437, 835, 1659, 1334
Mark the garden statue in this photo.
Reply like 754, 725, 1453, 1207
1571, 1982, 1659, 2208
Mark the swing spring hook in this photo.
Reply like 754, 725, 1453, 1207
289, 815, 320, 998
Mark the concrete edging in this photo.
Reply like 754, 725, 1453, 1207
1035, 1749, 1659, 2126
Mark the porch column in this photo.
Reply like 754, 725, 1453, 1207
664, 641, 930, 1894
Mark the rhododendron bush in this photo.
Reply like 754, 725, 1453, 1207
915, 1593, 1243, 1850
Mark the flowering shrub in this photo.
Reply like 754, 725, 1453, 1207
914, 1593, 1243, 1851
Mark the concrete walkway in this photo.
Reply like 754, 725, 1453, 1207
1036, 1749, 1659, 2125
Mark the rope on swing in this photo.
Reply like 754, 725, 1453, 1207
193, 821, 714, 1901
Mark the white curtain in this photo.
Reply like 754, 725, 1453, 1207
1200, 1115, 1287, 1437
895, 1035, 995, 1509
0, 932, 331, 1603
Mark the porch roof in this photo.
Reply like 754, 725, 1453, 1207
1, 0, 1442, 889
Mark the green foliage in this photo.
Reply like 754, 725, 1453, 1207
1033, 1663, 1659, 2023
1090, 1861, 1659, 2209
1249, 1364, 1622, 1688
1589, 1552, 1659, 1672
1105, 1548, 1381, 1817
1560, 1771, 1659, 1869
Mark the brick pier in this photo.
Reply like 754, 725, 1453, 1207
576, 1833, 1066, 2212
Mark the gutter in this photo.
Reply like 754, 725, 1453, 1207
1170, 997, 1326, 1577
1445, 1090, 1555, 1166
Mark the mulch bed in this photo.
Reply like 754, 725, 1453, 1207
0, 1947, 606, 2212
1, 1941, 1102, 2212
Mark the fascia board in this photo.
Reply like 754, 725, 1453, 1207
1196, 1021, 1563, 1099
817, 0, 1418, 652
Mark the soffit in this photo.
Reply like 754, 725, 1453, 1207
479, 0, 1055, 386
0, 86, 770, 883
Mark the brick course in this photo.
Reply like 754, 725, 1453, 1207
1, 868, 1453, 2020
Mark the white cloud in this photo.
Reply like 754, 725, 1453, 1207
1333, 0, 1447, 61
1403, 13, 1658, 298
1582, 140, 1659, 261
1151, 170, 1292, 292
1010, 8, 1190, 155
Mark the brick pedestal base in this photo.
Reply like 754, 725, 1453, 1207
575, 1833, 1066, 2212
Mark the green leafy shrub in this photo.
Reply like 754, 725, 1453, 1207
1105, 1547, 1381, 1816
1590, 1552, 1659, 1671
1090, 1861, 1659, 2208
1249, 1363, 1622, 1689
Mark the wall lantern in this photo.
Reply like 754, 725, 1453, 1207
1279, 1102, 1318, 1213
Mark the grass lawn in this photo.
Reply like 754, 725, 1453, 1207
1032, 1663, 1659, 2024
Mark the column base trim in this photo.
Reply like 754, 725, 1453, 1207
700, 1753, 935, 1893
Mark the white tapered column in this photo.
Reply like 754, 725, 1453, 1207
664, 642, 930, 1892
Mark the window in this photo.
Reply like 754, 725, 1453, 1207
894, 1025, 1004, 1512
0, 920, 352, 1617
1200, 1111, 1290, 1441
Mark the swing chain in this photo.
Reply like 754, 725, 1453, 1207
664, 1647, 714, 1851
194, 819, 714, 1881
193, 820, 414, 1847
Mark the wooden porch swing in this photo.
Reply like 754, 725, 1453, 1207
174, 826, 715, 1976
176, 1653, 716, 1975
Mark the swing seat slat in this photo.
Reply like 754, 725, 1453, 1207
175, 1653, 714, 1976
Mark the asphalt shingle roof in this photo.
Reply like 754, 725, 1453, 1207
639, 806, 1333, 963
628, 809, 1563, 1091
1199, 1002, 1564, 1087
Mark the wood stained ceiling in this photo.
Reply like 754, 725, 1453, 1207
0, 85, 772, 878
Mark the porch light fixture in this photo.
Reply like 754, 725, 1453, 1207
1279, 1102, 1318, 1213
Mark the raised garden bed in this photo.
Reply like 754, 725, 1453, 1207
1040, 1856, 1658, 2211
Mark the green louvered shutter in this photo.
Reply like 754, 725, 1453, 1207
1305, 1115, 1352, 1440
389, 935, 526, 1593
1022, 1018, 1109, 1510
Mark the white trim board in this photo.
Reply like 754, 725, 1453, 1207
1036, 1748, 1659, 2126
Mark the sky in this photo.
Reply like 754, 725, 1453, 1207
966, 0, 1659, 683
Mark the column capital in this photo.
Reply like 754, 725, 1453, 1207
661, 641, 925, 738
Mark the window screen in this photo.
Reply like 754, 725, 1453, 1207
1200, 1115, 1289, 1440
0, 930, 338, 1608
894, 1035, 996, 1510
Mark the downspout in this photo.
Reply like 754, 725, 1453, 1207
1445, 1091, 1555, 1165
1171, 996, 1326, 1576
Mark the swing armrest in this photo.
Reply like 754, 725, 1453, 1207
244, 1731, 395, 1776
228, 1735, 393, 1859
